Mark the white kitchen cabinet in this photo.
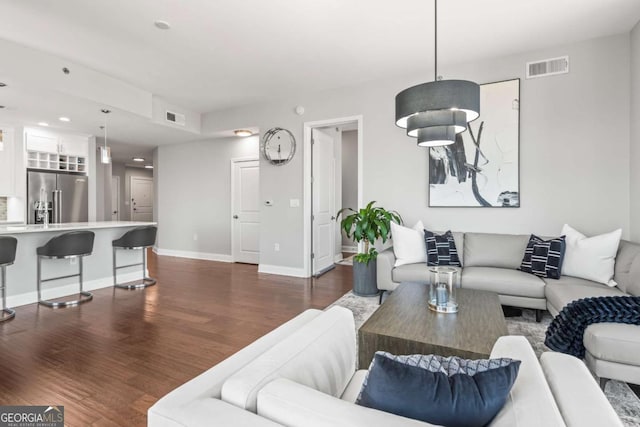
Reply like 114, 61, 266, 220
25, 131, 58, 153
59, 135, 89, 157
0, 128, 16, 196
25, 128, 90, 173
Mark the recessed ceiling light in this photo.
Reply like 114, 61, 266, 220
234, 129, 253, 137
154, 20, 171, 30
38, 122, 49, 127
59, 117, 71, 122
144, 165, 154, 169
132, 157, 145, 162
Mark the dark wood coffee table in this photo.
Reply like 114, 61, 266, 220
358, 282, 508, 368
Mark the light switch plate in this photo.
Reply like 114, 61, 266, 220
290, 199, 300, 208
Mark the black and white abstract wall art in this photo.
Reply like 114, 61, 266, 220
429, 79, 520, 208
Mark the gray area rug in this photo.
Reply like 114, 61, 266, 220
330, 291, 640, 427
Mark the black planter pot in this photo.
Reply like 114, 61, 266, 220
353, 259, 379, 296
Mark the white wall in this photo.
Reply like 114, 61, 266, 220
153, 148, 159, 223
199, 34, 631, 273
156, 135, 259, 258
341, 130, 358, 248
94, 155, 112, 221
631, 21, 640, 241
111, 162, 126, 220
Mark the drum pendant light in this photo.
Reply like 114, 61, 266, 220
395, 0, 480, 147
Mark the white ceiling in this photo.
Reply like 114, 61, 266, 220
0, 0, 639, 152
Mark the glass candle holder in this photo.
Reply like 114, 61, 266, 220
428, 266, 459, 313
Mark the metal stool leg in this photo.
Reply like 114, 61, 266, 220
0, 266, 15, 322
38, 256, 93, 308
112, 247, 117, 287
113, 247, 157, 290
37, 255, 42, 304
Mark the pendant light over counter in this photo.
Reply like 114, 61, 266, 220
99, 109, 111, 164
395, 0, 480, 147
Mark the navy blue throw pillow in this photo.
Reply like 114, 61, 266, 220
356, 353, 520, 427
424, 230, 462, 267
520, 234, 566, 279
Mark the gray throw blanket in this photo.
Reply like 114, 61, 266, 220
545, 296, 640, 358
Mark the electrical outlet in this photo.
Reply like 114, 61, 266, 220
70, 257, 77, 265
193, 233, 198, 241
274, 243, 280, 252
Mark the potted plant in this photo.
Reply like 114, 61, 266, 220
337, 201, 402, 296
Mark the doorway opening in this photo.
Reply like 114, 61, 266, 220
303, 115, 363, 278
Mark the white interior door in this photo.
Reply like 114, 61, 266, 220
131, 177, 153, 221
312, 128, 336, 274
111, 176, 120, 220
232, 160, 260, 264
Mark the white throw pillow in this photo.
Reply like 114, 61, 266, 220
391, 221, 427, 267
561, 224, 622, 287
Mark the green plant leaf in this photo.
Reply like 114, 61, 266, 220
337, 201, 401, 254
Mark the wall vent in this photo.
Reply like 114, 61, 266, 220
526, 56, 569, 79
166, 110, 186, 126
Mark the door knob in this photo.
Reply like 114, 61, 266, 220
233, 215, 239, 219
133, 208, 137, 211
331, 216, 336, 220
113, 211, 117, 214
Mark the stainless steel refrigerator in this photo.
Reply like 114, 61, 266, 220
27, 171, 88, 224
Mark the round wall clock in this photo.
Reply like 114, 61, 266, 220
261, 127, 296, 166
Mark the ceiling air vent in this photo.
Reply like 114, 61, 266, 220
526, 56, 569, 79
166, 110, 186, 126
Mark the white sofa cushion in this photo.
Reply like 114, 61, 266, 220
340, 369, 368, 403
462, 267, 546, 298
489, 336, 565, 427
544, 276, 625, 315
149, 397, 284, 427
464, 233, 530, 269
391, 221, 427, 267
583, 323, 640, 366
392, 264, 461, 286
258, 378, 434, 427
540, 352, 623, 427
561, 224, 622, 286
221, 306, 356, 412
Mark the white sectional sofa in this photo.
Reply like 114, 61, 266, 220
377, 231, 640, 387
148, 306, 622, 427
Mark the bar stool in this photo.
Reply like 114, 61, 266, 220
0, 236, 17, 322
37, 231, 94, 308
112, 226, 157, 289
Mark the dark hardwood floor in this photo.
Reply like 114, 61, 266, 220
0, 251, 353, 426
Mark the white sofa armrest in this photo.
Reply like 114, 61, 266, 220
148, 397, 283, 427
489, 336, 565, 427
148, 309, 322, 426
257, 378, 436, 427
540, 352, 623, 427
377, 248, 399, 292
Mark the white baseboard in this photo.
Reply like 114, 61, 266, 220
341, 245, 357, 253
334, 254, 343, 263
258, 264, 308, 278
154, 247, 233, 263
7, 271, 142, 308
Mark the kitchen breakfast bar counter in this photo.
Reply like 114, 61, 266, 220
0, 221, 156, 308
